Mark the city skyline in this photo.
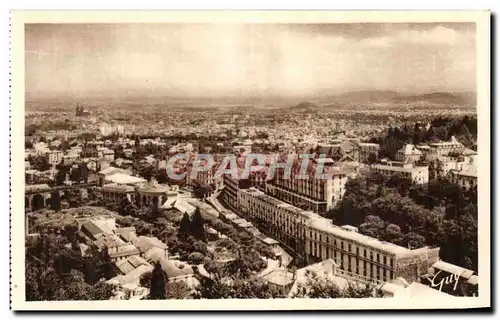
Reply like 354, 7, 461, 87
25, 22, 476, 99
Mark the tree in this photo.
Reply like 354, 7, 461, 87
29, 155, 51, 171
359, 215, 385, 239
70, 167, 82, 182
178, 212, 191, 237
193, 181, 212, 200
156, 169, 169, 184
50, 191, 61, 212
292, 273, 342, 298
100, 246, 117, 280
55, 165, 70, 185
384, 224, 404, 245
194, 275, 284, 299
292, 273, 373, 299
25, 234, 117, 301
187, 252, 205, 265
149, 262, 167, 300
194, 275, 234, 299
403, 232, 426, 249
367, 152, 378, 164
165, 281, 191, 299
190, 207, 205, 240
79, 163, 89, 183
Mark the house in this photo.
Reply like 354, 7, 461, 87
372, 160, 429, 185
114, 226, 137, 242
395, 144, 423, 163
159, 259, 195, 282
450, 168, 477, 191
108, 244, 141, 262
108, 263, 154, 300
81, 220, 105, 240
115, 255, 151, 275
131, 235, 169, 261
288, 259, 359, 297
261, 268, 295, 295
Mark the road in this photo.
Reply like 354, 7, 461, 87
208, 190, 293, 268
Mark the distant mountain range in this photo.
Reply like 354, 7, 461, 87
27, 90, 476, 109
324, 90, 476, 105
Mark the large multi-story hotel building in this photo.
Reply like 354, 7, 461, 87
238, 187, 440, 285
265, 158, 348, 214
220, 171, 252, 211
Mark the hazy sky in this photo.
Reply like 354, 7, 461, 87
25, 23, 476, 98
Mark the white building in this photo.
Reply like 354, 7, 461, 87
46, 150, 63, 165
372, 160, 429, 185
429, 136, 464, 156
451, 168, 478, 191
396, 144, 423, 162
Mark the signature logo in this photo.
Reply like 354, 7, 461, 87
425, 269, 460, 292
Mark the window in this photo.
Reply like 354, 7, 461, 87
341, 241, 344, 250
364, 249, 367, 257
370, 252, 373, 260
376, 253, 380, 263
356, 247, 359, 256
383, 256, 387, 265
348, 243, 351, 252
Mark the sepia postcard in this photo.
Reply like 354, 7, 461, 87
10, 10, 491, 311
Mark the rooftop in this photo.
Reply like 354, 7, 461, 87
432, 260, 475, 280
305, 215, 415, 257
372, 163, 426, 173
109, 244, 141, 259
105, 172, 146, 185
242, 188, 424, 257
261, 268, 295, 287
452, 168, 477, 178
160, 259, 194, 279
102, 183, 135, 193
98, 166, 130, 176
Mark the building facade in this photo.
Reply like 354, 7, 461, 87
46, 150, 63, 165
237, 187, 440, 284
451, 168, 478, 191
372, 161, 429, 185
428, 136, 465, 156
265, 159, 348, 213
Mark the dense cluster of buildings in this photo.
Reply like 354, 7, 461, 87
215, 135, 478, 296
76, 215, 197, 300
24, 108, 479, 299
